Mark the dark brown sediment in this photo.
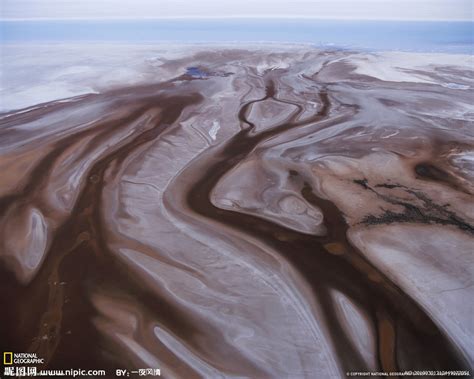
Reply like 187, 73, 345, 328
0, 48, 473, 378
1, 88, 202, 368
415, 162, 451, 183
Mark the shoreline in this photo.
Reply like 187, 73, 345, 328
2, 40, 474, 53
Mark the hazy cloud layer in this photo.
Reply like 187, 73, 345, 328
2, 0, 472, 20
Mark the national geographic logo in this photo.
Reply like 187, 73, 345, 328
3, 352, 44, 365
4, 352, 13, 365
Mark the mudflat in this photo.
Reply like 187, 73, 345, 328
0, 46, 473, 377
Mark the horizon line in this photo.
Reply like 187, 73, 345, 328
1, 16, 472, 22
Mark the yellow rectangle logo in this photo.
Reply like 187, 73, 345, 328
4, 352, 13, 365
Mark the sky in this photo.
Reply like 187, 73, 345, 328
1, 0, 473, 21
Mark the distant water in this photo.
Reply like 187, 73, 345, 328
1, 19, 473, 53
